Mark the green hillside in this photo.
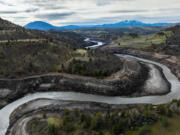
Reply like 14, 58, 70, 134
0, 18, 123, 78
107, 26, 180, 56
114, 31, 173, 49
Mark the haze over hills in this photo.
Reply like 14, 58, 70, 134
24, 20, 172, 31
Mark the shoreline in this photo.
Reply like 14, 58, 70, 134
105, 47, 180, 81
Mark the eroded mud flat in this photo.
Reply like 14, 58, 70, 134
116, 55, 171, 96
142, 63, 170, 95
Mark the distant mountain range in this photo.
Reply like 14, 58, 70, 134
24, 20, 172, 31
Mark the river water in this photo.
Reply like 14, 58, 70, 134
0, 40, 180, 135
84, 38, 105, 48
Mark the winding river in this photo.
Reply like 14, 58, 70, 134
84, 38, 105, 48
1, 39, 180, 135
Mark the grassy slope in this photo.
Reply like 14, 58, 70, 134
0, 18, 123, 78
113, 31, 173, 49
0, 18, 85, 48
62, 49, 123, 78
106, 26, 180, 56
125, 115, 180, 135
27, 100, 180, 135
0, 41, 72, 78
0, 42, 122, 78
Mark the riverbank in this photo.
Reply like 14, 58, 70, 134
0, 54, 178, 135
6, 92, 180, 135
5, 99, 138, 135
8, 98, 180, 135
84, 38, 107, 48
105, 47, 180, 81
0, 58, 150, 109
0, 37, 175, 135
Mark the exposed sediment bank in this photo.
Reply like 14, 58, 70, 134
107, 48, 180, 81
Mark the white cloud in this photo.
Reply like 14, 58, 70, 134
0, 0, 180, 26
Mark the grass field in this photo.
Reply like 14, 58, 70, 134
113, 31, 173, 49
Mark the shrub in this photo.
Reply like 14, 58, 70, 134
157, 31, 165, 36
112, 119, 128, 135
166, 109, 173, 117
43, 113, 47, 119
48, 124, 59, 135
171, 99, 178, 104
64, 122, 74, 132
73, 108, 80, 117
63, 117, 74, 132
112, 124, 123, 135
171, 99, 180, 107
161, 118, 168, 128
120, 111, 126, 118
91, 131, 103, 135
80, 113, 90, 122
80, 113, 91, 129
91, 112, 104, 130
138, 125, 150, 135
63, 109, 70, 116
129, 33, 139, 38
109, 111, 119, 125
104, 132, 111, 135
157, 105, 166, 115
177, 100, 180, 107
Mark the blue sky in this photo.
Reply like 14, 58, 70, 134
0, 0, 179, 26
